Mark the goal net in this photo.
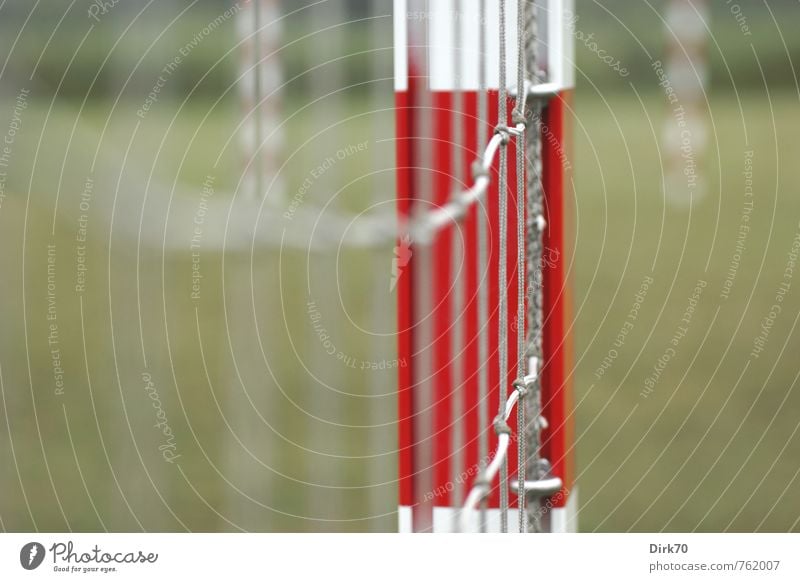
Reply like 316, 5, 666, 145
229, 0, 575, 533
0, 0, 573, 535
394, 0, 576, 533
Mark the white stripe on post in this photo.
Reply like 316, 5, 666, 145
237, 0, 284, 202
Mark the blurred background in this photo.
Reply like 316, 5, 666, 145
0, 0, 799, 532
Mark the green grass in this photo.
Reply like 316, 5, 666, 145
572, 88, 800, 531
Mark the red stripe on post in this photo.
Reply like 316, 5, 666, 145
540, 91, 574, 508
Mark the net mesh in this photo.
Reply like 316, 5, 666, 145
235, 0, 554, 533
394, 0, 557, 533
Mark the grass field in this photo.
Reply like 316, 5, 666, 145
572, 89, 800, 532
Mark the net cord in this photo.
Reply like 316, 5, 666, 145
523, 0, 547, 534
476, 0, 490, 533
449, 0, 466, 530
497, 0, 510, 534
514, 0, 528, 534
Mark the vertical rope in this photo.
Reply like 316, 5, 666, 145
497, 0, 510, 534
306, 0, 349, 529
253, 0, 262, 200
523, 0, 546, 534
238, 0, 283, 202
476, 0, 490, 534
409, 0, 435, 533
449, 0, 466, 530
364, 0, 393, 532
514, 0, 527, 534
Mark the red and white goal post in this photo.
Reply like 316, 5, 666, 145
394, 0, 576, 533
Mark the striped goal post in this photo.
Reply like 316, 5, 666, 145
662, 0, 709, 208
237, 0, 284, 203
394, 0, 576, 533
